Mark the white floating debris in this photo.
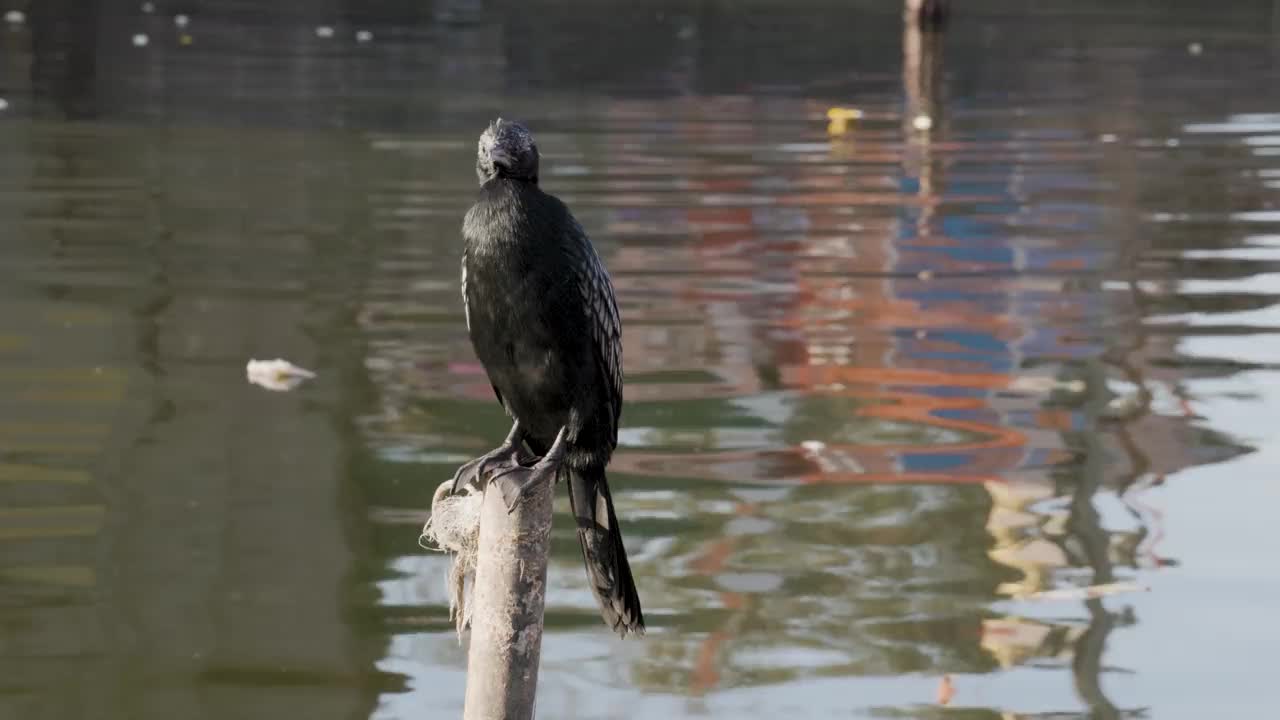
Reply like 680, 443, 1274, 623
1165, 138, 1180, 147
1008, 376, 1087, 394
141, 1, 155, 13
1188, 42, 1203, 56
4, 9, 25, 24
315, 25, 334, 38
912, 113, 933, 131
246, 358, 317, 392
174, 13, 189, 27
917, 269, 934, 280
1104, 390, 1147, 418
132, 33, 150, 47
0, 98, 8, 112
355, 29, 373, 43
1099, 133, 1118, 143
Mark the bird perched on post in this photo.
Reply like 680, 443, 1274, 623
451, 118, 644, 637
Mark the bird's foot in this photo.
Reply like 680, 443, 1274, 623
491, 457, 561, 512
449, 440, 524, 495
489, 425, 570, 512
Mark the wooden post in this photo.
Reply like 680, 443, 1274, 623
462, 475, 554, 720
905, 0, 949, 30
902, 0, 945, 240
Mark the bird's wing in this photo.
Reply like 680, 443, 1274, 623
463, 248, 506, 408
569, 221, 623, 446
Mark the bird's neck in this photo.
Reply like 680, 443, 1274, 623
477, 176, 541, 209
482, 175, 537, 190
465, 178, 546, 255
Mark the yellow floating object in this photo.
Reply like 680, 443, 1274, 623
826, 107, 864, 136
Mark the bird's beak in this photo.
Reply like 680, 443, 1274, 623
488, 147, 513, 171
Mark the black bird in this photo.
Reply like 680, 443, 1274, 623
451, 118, 644, 637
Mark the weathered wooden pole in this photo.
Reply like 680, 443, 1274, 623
906, 0, 949, 30
461, 475, 554, 720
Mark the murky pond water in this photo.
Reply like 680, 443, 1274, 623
3, 1, 1280, 718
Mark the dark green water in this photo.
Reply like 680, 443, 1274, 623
2, 1, 1280, 718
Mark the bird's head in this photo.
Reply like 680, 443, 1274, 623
476, 118, 539, 184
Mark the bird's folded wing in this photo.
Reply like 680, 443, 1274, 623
567, 221, 624, 448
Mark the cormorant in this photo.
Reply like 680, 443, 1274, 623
451, 118, 645, 637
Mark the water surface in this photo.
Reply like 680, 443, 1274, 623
2, 1, 1280, 718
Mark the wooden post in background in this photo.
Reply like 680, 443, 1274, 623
903, 0, 947, 241
462, 477, 554, 720
906, 0, 949, 30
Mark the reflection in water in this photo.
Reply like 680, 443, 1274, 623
2, 2, 1279, 720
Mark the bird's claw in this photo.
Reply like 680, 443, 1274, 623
493, 458, 561, 513
448, 456, 484, 495
449, 442, 523, 495
492, 426, 570, 511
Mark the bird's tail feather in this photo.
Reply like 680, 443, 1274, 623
565, 466, 645, 636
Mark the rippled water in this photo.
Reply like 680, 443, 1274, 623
3, 1, 1280, 719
